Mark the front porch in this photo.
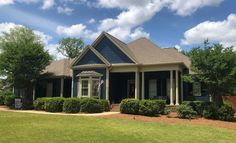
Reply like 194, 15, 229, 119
108, 68, 183, 105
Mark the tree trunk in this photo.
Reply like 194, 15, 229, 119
212, 94, 223, 107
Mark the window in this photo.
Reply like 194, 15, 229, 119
193, 82, 201, 96
79, 77, 101, 98
92, 80, 99, 97
81, 80, 89, 96
149, 80, 157, 99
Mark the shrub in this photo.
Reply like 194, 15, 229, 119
80, 98, 103, 113
33, 97, 51, 110
177, 104, 197, 119
63, 98, 81, 113
152, 100, 166, 114
120, 99, 139, 114
44, 97, 65, 112
100, 100, 110, 112
203, 104, 219, 120
0, 93, 4, 105
182, 101, 211, 116
4, 92, 16, 108
218, 104, 235, 121
138, 100, 157, 116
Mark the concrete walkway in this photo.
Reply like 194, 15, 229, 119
0, 106, 119, 116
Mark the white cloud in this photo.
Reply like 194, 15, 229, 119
181, 13, 236, 49
41, 0, 55, 10
88, 18, 96, 24
56, 24, 98, 40
166, 0, 223, 16
174, 44, 182, 51
0, 0, 14, 6
33, 30, 52, 45
0, 22, 23, 35
57, 6, 74, 15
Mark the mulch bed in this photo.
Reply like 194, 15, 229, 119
100, 112, 236, 131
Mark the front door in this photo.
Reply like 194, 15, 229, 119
127, 80, 135, 98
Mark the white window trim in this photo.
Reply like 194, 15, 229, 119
78, 76, 101, 98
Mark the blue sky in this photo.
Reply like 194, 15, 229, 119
0, 0, 235, 59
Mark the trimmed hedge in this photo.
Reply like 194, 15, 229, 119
177, 104, 197, 119
120, 99, 140, 114
202, 104, 219, 120
33, 97, 51, 110
63, 98, 81, 113
80, 98, 103, 113
120, 99, 166, 116
44, 97, 65, 112
100, 100, 110, 112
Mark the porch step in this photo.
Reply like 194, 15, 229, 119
110, 104, 120, 112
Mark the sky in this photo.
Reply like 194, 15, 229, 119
0, 0, 235, 59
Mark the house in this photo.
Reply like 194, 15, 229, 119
28, 32, 210, 105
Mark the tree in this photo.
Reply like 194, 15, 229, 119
0, 27, 52, 94
184, 42, 236, 106
57, 37, 85, 59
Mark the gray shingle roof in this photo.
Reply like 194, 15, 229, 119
41, 58, 73, 77
127, 37, 188, 66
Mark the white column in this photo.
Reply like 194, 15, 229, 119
135, 70, 140, 99
170, 70, 174, 105
71, 74, 74, 98
175, 70, 179, 105
141, 72, 145, 99
105, 68, 109, 100
60, 77, 64, 97
33, 86, 36, 101
181, 71, 183, 103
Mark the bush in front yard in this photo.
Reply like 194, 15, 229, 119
63, 98, 81, 113
182, 101, 212, 116
80, 98, 103, 113
218, 104, 235, 121
203, 104, 219, 120
33, 97, 51, 110
152, 100, 166, 114
100, 100, 110, 112
0, 93, 4, 105
177, 104, 197, 119
44, 97, 65, 112
138, 100, 157, 116
120, 99, 139, 114
4, 92, 16, 108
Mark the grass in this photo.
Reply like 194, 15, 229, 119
0, 111, 236, 143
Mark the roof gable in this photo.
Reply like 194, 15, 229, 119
92, 32, 137, 64
72, 46, 110, 66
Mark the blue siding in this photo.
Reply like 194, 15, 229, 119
77, 49, 104, 65
95, 37, 134, 63
73, 68, 106, 99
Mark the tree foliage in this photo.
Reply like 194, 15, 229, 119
184, 42, 236, 105
0, 27, 52, 88
57, 37, 85, 59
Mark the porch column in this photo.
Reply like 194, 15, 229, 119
33, 86, 36, 101
60, 77, 64, 97
181, 71, 183, 103
106, 68, 109, 100
71, 75, 74, 98
141, 72, 145, 99
135, 70, 140, 99
170, 70, 174, 105
175, 70, 179, 105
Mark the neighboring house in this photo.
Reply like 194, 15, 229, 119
16, 32, 210, 105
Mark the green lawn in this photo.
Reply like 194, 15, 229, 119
0, 111, 236, 143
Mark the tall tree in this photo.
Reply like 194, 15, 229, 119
0, 27, 51, 93
57, 37, 85, 59
184, 42, 236, 106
